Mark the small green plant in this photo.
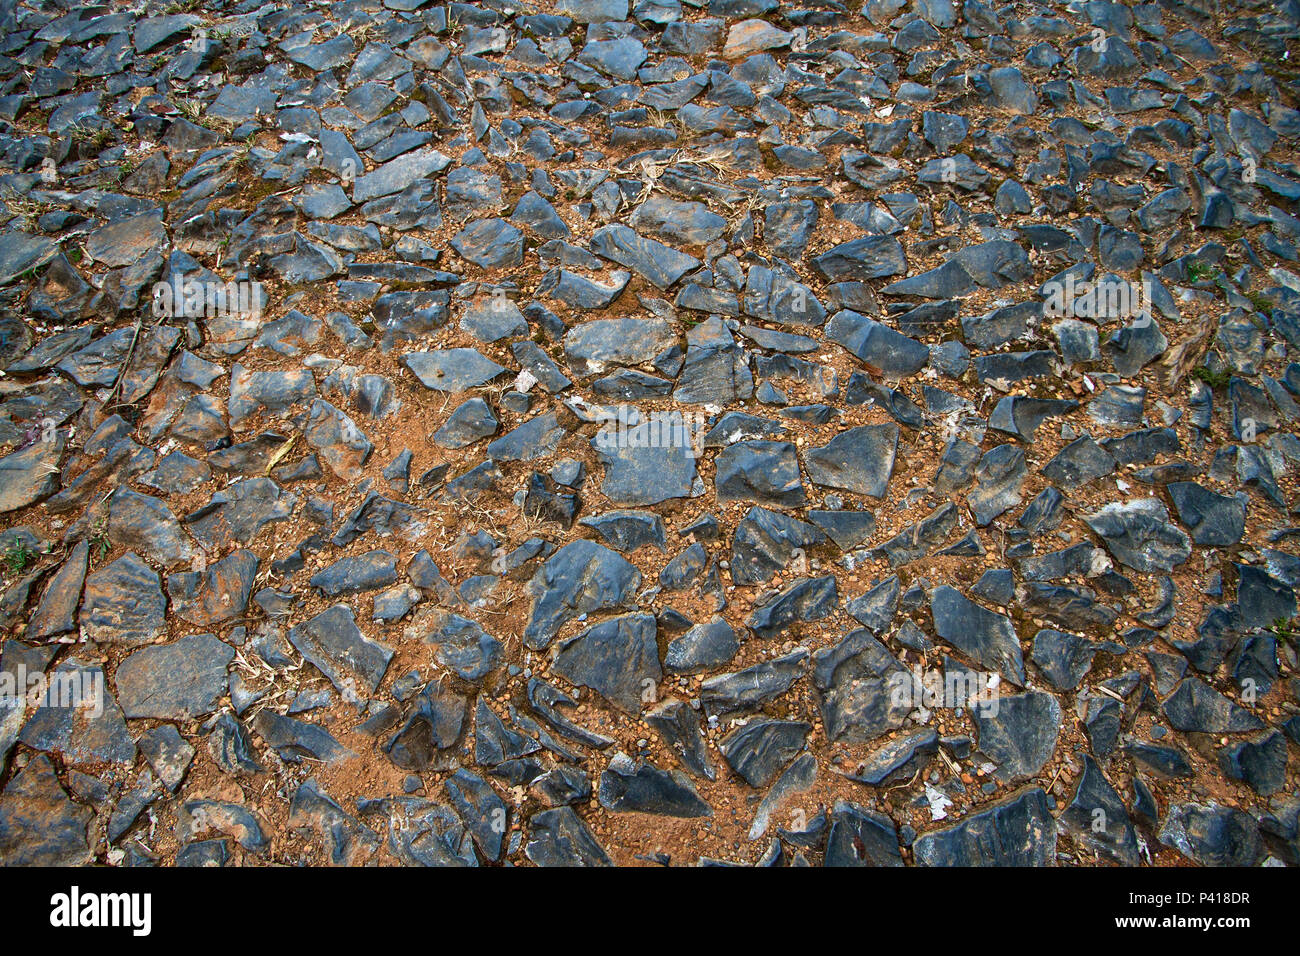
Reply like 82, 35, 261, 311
1271, 616, 1297, 643
4, 194, 51, 232
176, 98, 205, 124
4, 540, 33, 574
1193, 365, 1232, 388
1246, 290, 1275, 312
89, 521, 110, 563
1186, 260, 1218, 283
70, 123, 113, 152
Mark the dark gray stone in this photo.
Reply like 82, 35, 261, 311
289, 604, 394, 696
973, 690, 1061, 781
913, 788, 1057, 866
929, 586, 1026, 684
523, 540, 641, 650
116, 634, 234, 719
719, 719, 810, 788
803, 424, 898, 498
551, 612, 661, 713
1084, 499, 1192, 573
598, 754, 711, 816
715, 440, 806, 507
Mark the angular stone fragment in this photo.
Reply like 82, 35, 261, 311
720, 719, 810, 788
0, 755, 93, 865
731, 506, 825, 585
434, 398, 498, 448
590, 225, 700, 289
289, 604, 393, 696
167, 549, 258, 627
849, 728, 938, 788
488, 413, 566, 463
422, 611, 504, 682
450, 219, 524, 269
1084, 499, 1192, 573
715, 440, 806, 507
138, 725, 195, 792
594, 413, 699, 506
353, 148, 451, 202
185, 478, 297, 550
404, 349, 507, 392
803, 424, 898, 498
288, 779, 377, 865
989, 396, 1078, 442
551, 613, 661, 713
80, 552, 167, 646
20, 661, 135, 765
579, 510, 666, 553
309, 550, 398, 597
526, 807, 612, 866
1168, 482, 1247, 546
813, 630, 910, 743
305, 399, 372, 480
254, 710, 353, 765
724, 19, 792, 58
1218, 731, 1287, 796
825, 311, 928, 378
825, 801, 905, 866
703, 649, 807, 716
598, 753, 711, 817
26, 540, 88, 640
645, 700, 714, 781
966, 444, 1027, 526
929, 586, 1026, 684
1161, 678, 1263, 734
1159, 803, 1262, 867
0, 435, 64, 514
116, 634, 234, 720
973, 690, 1061, 781
564, 317, 675, 372
913, 788, 1057, 866
1030, 629, 1095, 690
813, 237, 907, 282
745, 576, 838, 638
665, 618, 740, 674
384, 678, 467, 770
523, 540, 641, 650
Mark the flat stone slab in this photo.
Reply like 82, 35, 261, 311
929, 585, 1026, 685
116, 634, 235, 719
803, 424, 898, 498
913, 788, 1057, 866
288, 604, 394, 696
403, 349, 507, 392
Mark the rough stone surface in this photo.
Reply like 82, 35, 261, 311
0, 0, 1291, 869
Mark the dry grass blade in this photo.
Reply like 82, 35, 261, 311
629, 151, 678, 209
104, 315, 145, 409
263, 433, 298, 476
